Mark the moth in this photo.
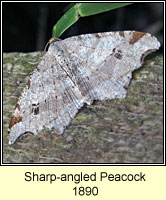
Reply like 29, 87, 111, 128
8, 31, 160, 144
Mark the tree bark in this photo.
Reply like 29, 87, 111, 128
3, 52, 163, 163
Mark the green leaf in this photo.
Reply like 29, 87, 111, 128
78, 3, 132, 16
52, 4, 79, 38
52, 3, 133, 38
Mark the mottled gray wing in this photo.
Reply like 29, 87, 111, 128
8, 31, 160, 144
54, 31, 160, 101
8, 48, 85, 144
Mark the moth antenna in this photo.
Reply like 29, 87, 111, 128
44, 37, 61, 52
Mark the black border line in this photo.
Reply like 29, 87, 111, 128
1, 1, 165, 166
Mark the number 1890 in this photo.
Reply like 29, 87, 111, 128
73, 186, 98, 196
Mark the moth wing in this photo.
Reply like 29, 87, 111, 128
56, 31, 160, 101
8, 31, 160, 144
8, 49, 84, 144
